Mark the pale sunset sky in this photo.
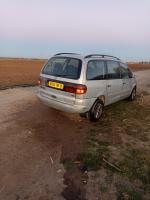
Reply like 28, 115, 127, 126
0, 0, 150, 61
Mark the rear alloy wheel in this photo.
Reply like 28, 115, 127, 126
128, 87, 136, 101
87, 99, 104, 122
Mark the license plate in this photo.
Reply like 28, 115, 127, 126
48, 81, 64, 90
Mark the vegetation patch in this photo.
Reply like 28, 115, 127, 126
119, 148, 150, 190
62, 94, 150, 199
77, 128, 111, 170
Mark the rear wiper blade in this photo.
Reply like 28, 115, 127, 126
59, 75, 76, 77
53, 74, 76, 77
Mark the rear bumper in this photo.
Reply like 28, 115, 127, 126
37, 90, 95, 113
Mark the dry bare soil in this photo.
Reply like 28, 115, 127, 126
0, 59, 46, 89
0, 59, 150, 200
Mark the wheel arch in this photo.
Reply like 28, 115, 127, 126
97, 95, 105, 105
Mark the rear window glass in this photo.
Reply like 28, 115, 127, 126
42, 57, 82, 79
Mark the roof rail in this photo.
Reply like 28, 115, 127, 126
84, 54, 120, 60
55, 53, 79, 56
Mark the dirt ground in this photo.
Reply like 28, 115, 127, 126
0, 58, 150, 89
0, 68, 150, 199
0, 87, 90, 200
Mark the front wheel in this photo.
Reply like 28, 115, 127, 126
128, 87, 136, 101
87, 99, 104, 122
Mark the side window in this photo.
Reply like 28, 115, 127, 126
87, 60, 106, 80
120, 63, 130, 79
106, 61, 120, 79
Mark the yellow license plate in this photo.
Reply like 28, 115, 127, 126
48, 81, 64, 90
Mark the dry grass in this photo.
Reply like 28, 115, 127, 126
62, 94, 150, 199
80, 95, 150, 199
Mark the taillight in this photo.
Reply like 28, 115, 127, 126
64, 84, 87, 95
76, 87, 86, 94
38, 79, 41, 86
38, 77, 46, 87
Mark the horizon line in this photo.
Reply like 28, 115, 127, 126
0, 56, 150, 63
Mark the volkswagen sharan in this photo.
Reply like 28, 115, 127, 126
37, 53, 137, 121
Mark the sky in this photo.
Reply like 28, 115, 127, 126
0, 0, 150, 61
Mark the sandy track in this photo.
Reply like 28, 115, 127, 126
0, 87, 66, 200
0, 85, 87, 200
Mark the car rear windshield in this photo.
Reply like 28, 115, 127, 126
42, 57, 82, 79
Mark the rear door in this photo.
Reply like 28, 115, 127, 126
119, 62, 132, 99
106, 60, 122, 104
85, 60, 107, 100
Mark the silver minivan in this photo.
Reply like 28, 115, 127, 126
37, 53, 137, 121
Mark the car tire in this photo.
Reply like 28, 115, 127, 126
87, 99, 104, 122
128, 87, 136, 101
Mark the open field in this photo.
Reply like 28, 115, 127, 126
0, 69, 150, 199
0, 59, 46, 89
0, 58, 150, 89
128, 63, 150, 71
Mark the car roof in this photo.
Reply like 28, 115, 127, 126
53, 53, 124, 62
54, 53, 84, 60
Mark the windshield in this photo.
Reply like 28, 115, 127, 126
42, 57, 82, 79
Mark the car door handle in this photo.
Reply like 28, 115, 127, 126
107, 85, 111, 88
123, 82, 126, 85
